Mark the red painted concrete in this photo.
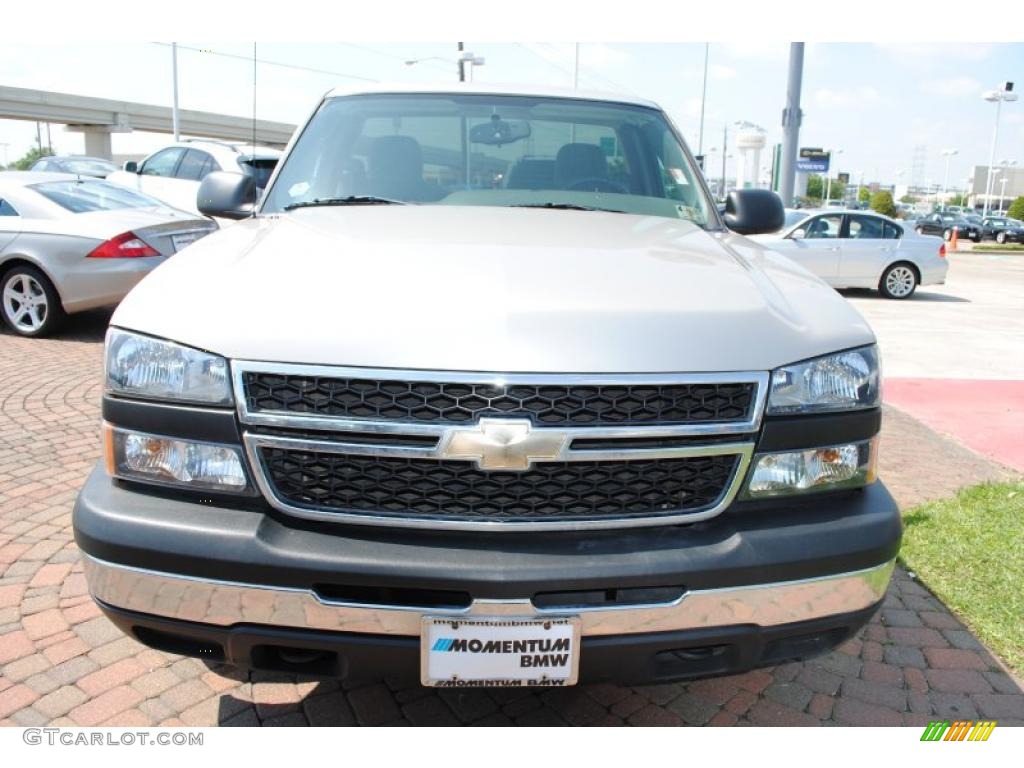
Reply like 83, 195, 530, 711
883, 379, 1024, 473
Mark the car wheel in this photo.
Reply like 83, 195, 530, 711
996, 232, 1007, 244
942, 229, 952, 241
879, 263, 918, 300
1, 265, 65, 337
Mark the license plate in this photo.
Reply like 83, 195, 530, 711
171, 232, 202, 252
421, 616, 580, 688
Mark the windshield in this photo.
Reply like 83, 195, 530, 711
31, 180, 168, 213
262, 93, 713, 226
63, 159, 116, 175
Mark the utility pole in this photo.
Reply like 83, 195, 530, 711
457, 42, 466, 83
573, 43, 580, 89
35, 122, 42, 153
779, 43, 805, 206
719, 124, 728, 200
698, 43, 709, 157
171, 42, 181, 141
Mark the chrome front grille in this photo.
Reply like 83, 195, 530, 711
234, 362, 767, 531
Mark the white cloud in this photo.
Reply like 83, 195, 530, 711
813, 86, 880, 108
709, 64, 736, 80
920, 76, 982, 97
877, 43, 995, 62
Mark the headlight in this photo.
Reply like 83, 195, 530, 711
106, 328, 232, 405
743, 439, 877, 499
104, 424, 249, 493
767, 345, 879, 414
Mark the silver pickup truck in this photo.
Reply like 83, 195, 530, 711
74, 84, 899, 688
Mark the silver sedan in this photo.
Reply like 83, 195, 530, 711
750, 209, 949, 299
0, 172, 217, 336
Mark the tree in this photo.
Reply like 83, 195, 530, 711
1007, 196, 1024, 221
946, 192, 969, 207
858, 186, 870, 204
870, 190, 897, 218
900, 194, 917, 204
11, 146, 54, 171
805, 174, 846, 202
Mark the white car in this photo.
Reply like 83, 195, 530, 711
752, 209, 949, 299
106, 140, 280, 221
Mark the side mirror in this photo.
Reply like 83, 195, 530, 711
197, 172, 257, 220
123, 160, 138, 173
722, 189, 785, 236
791, 228, 806, 240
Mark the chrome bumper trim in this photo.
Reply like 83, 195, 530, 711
83, 555, 894, 638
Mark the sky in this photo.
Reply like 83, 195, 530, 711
0, 41, 1021, 190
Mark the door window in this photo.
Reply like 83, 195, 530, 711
140, 148, 185, 177
0, 199, 19, 216
882, 222, 902, 239
847, 215, 885, 240
802, 214, 843, 239
176, 149, 217, 181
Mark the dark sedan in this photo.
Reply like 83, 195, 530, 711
29, 156, 117, 179
980, 216, 1024, 244
912, 212, 981, 241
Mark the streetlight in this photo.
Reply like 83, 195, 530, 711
941, 148, 958, 200
825, 148, 843, 204
982, 82, 1018, 217
999, 177, 1009, 213
405, 50, 485, 82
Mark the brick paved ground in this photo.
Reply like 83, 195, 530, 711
1, 310, 1022, 727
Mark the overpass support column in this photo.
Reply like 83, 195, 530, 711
65, 125, 113, 159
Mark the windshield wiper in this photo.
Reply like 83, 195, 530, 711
284, 196, 406, 211
513, 202, 625, 214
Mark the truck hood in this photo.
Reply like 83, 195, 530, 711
112, 205, 875, 373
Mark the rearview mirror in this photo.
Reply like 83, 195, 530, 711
197, 172, 257, 220
123, 160, 138, 173
470, 118, 531, 146
722, 189, 785, 236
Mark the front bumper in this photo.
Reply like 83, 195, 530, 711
74, 466, 901, 683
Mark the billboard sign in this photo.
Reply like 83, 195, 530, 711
797, 147, 830, 173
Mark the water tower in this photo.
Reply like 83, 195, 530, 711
734, 121, 767, 190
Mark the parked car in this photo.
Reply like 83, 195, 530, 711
75, 84, 898, 689
913, 211, 981, 241
980, 216, 1024, 244
0, 172, 216, 336
752, 209, 948, 299
29, 155, 117, 178
106, 140, 281, 220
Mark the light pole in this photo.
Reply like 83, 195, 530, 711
406, 49, 485, 82
982, 83, 1018, 217
999, 177, 1009, 213
941, 148, 958, 201
825, 148, 842, 204
171, 42, 180, 142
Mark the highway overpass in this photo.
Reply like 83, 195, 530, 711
0, 85, 296, 158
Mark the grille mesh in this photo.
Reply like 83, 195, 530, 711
243, 373, 755, 426
260, 448, 739, 522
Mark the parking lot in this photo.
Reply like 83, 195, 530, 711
0, 250, 1021, 727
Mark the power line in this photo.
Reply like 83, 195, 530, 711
334, 43, 452, 76
153, 42, 379, 82
532, 43, 637, 95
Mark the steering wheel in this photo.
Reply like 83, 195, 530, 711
565, 177, 628, 194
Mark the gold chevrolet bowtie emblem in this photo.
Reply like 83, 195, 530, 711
443, 419, 567, 471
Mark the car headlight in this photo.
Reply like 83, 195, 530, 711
105, 328, 232, 405
104, 424, 249, 493
767, 345, 880, 415
743, 439, 877, 499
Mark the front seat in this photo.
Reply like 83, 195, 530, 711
366, 135, 439, 202
553, 143, 609, 189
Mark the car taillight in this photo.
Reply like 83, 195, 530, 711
939, 243, 947, 258
87, 232, 160, 258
